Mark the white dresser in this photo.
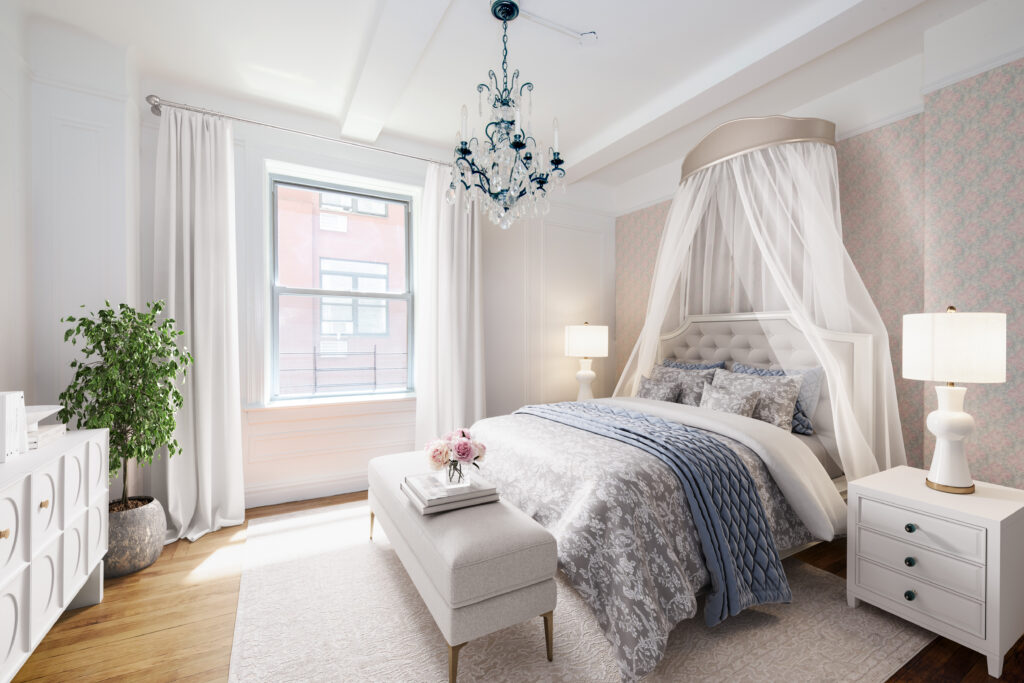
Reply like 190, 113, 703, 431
0, 430, 109, 682
847, 466, 1024, 678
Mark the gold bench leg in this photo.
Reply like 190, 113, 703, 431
448, 642, 466, 683
369, 511, 375, 540
542, 610, 553, 662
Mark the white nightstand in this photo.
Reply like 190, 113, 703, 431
847, 466, 1024, 679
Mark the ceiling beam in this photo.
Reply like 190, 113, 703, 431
341, 0, 453, 142
566, 0, 928, 180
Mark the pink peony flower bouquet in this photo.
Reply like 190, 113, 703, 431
425, 428, 486, 484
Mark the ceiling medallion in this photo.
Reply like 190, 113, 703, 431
447, 0, 566, 229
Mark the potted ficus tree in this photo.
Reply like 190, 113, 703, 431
59, 300, 192, 577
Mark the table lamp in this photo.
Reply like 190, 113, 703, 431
902, 306, 1006, 494
565, 323, 608, 401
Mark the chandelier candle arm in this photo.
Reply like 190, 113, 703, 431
447, 0, 567, 230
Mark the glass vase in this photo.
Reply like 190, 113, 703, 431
438, 464, 470, 489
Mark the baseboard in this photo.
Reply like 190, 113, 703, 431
245, 471, 369, 509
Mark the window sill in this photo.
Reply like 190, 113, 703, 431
249, 391, 416, 412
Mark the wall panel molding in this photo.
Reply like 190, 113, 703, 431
30, 80, 132, 404
244, 471, 370, 509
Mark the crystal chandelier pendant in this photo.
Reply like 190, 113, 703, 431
447, 0, 566, 230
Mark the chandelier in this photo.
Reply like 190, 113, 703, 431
447, 0, 566, 230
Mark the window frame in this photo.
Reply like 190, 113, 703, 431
270, 174, 414, 401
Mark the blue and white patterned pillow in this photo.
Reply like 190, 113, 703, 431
731, 363, 821, 436
651, 366, 718, 406
662, 360, 726, 371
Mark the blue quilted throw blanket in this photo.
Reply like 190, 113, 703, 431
515, 401, 791, 626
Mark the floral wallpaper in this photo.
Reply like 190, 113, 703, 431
614, 200, 670, 379
922, 57, 1024, 488
837, 115, 926, 468
613, 58, 1023, 488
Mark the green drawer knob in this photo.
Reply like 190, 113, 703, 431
904, 523, 916, 533
904, 590, 916, 601
904, 557, 916, 567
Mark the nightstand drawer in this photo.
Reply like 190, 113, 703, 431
856, 557, 985, 639
857, 527, 985, 600
858, 497, 985, 563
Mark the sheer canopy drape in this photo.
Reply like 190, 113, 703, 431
615, 141, 905, 480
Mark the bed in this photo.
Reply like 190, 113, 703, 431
473, 312, 867, 680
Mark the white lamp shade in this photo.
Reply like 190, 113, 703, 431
565, 324, 608, 358
902, 311, 1006, 383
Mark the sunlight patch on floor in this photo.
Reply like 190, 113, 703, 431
211, 502, 381, 574
185, 541, 246, 583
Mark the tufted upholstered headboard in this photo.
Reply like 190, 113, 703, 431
659, 312, 874, 473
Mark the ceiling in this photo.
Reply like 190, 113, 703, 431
16, 0, 974, 189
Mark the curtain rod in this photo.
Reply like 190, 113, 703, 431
144, 94, 450, 167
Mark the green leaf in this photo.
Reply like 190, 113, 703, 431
59, 299, 193, 496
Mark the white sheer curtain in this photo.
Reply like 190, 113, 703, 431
414, 163, 486, 446
146, 108, 245, 542
616, 142, 905, 480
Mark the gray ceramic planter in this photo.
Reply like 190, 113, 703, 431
104, 497, 167, 578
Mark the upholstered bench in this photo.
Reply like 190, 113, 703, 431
368, 452, 558, 682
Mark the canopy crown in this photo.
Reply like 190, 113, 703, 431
680, 115, 836, 184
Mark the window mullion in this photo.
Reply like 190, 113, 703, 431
276, 286, 409, 300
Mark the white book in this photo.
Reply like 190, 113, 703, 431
404, 471, 497, 507
28, 423, 66, 450
400, 481, 500, 516
0, 391, 28, 463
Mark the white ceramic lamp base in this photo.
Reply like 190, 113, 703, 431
575, 358, 596, 402
925, 385, 976, 494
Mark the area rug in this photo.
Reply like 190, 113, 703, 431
228, 502, 933, 682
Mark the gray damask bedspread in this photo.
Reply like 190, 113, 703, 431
472, 407, 815, 681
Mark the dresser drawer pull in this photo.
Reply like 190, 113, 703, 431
904, 557, 916, 567
0, 528, 9, 539
39, 499, 50, 509
904, 590, 916, 601
904, 523, 916, 533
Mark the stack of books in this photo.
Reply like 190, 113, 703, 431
401, 472, 499, 515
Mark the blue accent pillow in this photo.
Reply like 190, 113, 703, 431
662, 360, 726, 371
732, 363, 819, 435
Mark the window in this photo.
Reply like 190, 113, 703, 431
319, 258, 389, 336
272, 176, 412, 400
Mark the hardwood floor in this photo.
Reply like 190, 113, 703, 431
793, 540, 1024, 683
14, 493, 1023, 682
13, 491, 368, 683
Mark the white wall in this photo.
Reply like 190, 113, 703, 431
8, 12, 615, 508
0, 4, 32, 399
137, 78, 426, 508
27, 18, 139, 405
482, 199, 616, 417
135, 78, 615, 506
